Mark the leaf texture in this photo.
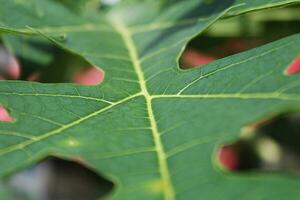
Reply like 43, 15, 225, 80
0, 0, 300, 199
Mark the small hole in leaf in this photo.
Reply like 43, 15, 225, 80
0, 106, 14, 123
285, 56, 300, 75
217, 112, 300, 172
7, 157, 113, 200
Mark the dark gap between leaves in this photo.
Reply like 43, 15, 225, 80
0, 39, 104, 85
180, 6, 300, 69
218, 112, 300, 172
35, 49, 104, 85
7, 157, 113, 200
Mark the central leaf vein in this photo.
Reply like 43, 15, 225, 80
112, 20, 175, 200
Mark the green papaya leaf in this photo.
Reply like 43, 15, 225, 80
0, 0, 300, 199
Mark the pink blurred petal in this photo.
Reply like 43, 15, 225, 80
27, 72, 40, 82
73, 67, 104, 85
218, 146, 239, 171
0, 106, 14, 122
6, 56, 21, 79
0, 46, 21, 80
182, 49, 215, 68
285, 56, 300, 75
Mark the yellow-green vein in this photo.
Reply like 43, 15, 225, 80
0, 93, 141, 156
112, 20, 175, 200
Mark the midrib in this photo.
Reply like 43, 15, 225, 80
113, 21, 175, 200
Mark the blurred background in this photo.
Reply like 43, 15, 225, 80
0, 1, 300, 200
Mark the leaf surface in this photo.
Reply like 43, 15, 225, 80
0, 1, 300, 199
